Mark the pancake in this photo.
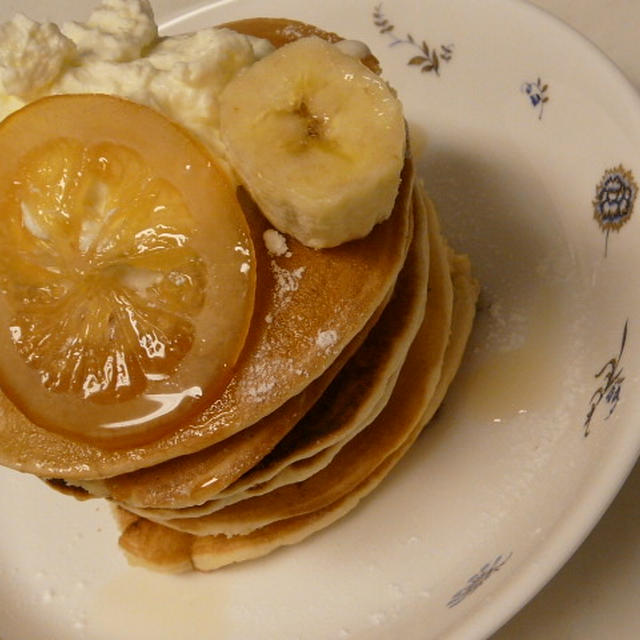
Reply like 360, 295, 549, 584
116, 189, 479, 571
117, 186, 431, 521
132, 182, 453, 537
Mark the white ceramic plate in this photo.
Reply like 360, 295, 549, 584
1, 1, 639, 639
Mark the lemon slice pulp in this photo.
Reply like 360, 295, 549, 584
0, 94, 255, 447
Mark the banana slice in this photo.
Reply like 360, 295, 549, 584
219, 36, 406, 248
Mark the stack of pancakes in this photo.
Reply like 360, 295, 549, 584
0, 19, 479, 572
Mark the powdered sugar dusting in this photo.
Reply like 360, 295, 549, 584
241, 352, 278, 404
316, 329, 338, 350
281, 24, 306, 40
271, 262, 305, 308
263, 229, 291, 257
243, 349, 309, 403
243, 262, 309, 402
246, 379, 275, 402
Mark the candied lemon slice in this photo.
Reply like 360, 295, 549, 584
0, 94, 255, 447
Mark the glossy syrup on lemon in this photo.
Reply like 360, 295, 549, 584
0, 95, 256, 447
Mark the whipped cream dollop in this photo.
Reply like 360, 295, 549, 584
0, 0, 274, 158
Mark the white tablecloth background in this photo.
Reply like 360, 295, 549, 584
494, 4, 639, 637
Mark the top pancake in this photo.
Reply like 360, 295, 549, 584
0, 22, 414, 480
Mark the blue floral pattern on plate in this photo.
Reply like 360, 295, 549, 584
447, 553, 513, 608
584, 320, 628, 437
593, 165, 637, 256
373, 3, 453, 76
521, 78, 549, 119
